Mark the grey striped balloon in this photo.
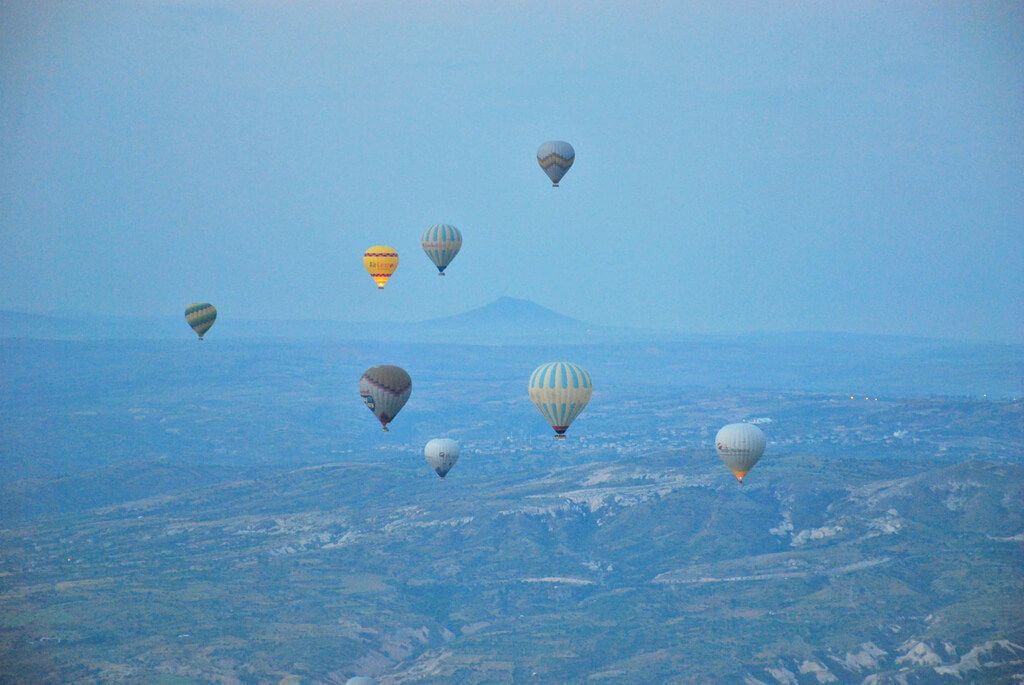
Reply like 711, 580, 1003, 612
359, 365, 412, 431
536, 141, 575, 186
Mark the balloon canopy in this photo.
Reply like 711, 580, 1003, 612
185, 303, 217, 339
363, 246, 399, 289
424, 438, 460, 478
359, 365, 412, 431
421, 224, 463, 275
715, 423, 767, 483
536, 141, 575, 186
528, 361, 593, 438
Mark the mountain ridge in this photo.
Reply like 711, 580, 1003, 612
417, 296, 585, 328
1, 300, 1022, 351
0, 298, 598, 343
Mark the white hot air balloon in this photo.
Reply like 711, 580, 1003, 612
345, 678, 376, 685
424, 438, 460, 478
715, 423, 766, 484
528, 362, 593, 438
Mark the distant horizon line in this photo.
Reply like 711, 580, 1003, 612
0, 301, 1019, 346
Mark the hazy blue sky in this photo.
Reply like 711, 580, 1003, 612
2, 2, 1021, 340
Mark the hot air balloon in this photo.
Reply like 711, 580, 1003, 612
185, 303, 217, 340
345, 678, 376, 685
424, 438, 459, 478
359, 365, 411, 431
363, 245, 399, 289
528, 362, 592, 438
537, 141, 575, 187
421, 224, 462, 276
715, 423, 766, 484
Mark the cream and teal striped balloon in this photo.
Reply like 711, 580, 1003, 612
185, 302, 216, 339
421, 224, 462, 275
536, 141, 575, 187
528, 361, 593, 438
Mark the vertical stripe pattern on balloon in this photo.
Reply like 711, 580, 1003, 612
421, 224, 463, 274
528, 361, 593, 435
359, 365, 412, 430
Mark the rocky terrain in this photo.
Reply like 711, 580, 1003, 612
1, 449, 1021, 683
1, 330, 1021, 682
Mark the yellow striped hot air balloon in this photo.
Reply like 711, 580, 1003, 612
363, 245, 399, 289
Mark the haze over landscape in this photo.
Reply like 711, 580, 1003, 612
1, 2, 1023, 684
2, 2, 1023, 340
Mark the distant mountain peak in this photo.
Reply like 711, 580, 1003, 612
422, 297, 585, 328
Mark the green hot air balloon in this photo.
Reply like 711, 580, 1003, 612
185, 303, 217, 340
359, 365, 412, 431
